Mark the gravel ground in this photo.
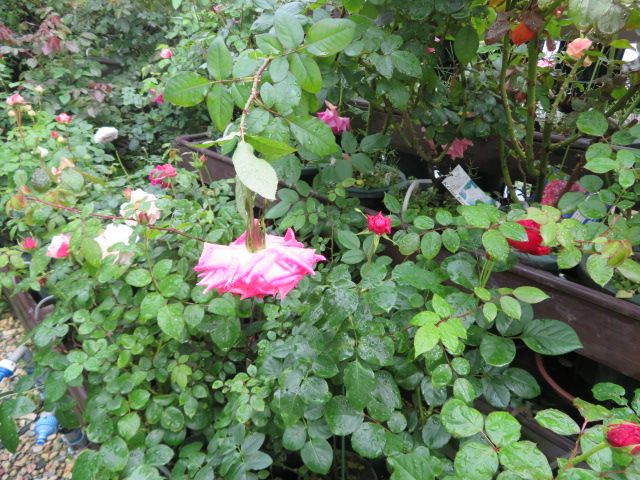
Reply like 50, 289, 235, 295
0, 312, 74, 480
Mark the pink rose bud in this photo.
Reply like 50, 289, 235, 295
367, 212, 392, 235
55, 112, 72, 124
46, 233, 71, 259
160, 48, 173, 59
566, 38, 592, 59
607, 422, 640, 454
22, 237, 37, 250
6, 92, 25, 106
51, 131, 59, 139
446, 138, 474, 160
152, 93, 164, 105
194, 226, 325, 299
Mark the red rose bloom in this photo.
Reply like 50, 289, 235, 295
367, 212, 392, 235
149, 164, 177, 188
511, 22, 535, 45
607, 422, 640, 454
22, 237, 37, 250
507, 219, 551, 256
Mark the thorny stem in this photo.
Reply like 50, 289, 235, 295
524, 40, 538, 171
238, 58, 272, 141
499, 38, 527, 163
500, 137, 520, 203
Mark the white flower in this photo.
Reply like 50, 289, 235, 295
93, 127, 119, 144
37, 147, 48, 159
120, 189, 161, 225
94, 224, 136, 265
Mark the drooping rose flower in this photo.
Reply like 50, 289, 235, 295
511, 22, 535, 45
194, 228, 325, 299
120, 189, 161, 225
22, 237, 37, 250
317, 101, 350, 135
367, 212, 392, 235
149, 164, 177, 188
567, 38, 592, 59
93, 126, 119, 144
6, 93, 24, 106
46, 234, 71, 259
51, 157, 75, 179
541, 179, 586, 206
54, 112, 72, 124
607, 422, 640, 454
507, 219, 551, 256
446, 138, 474, 160
94, 224, 136, 265
160, 48, 173, 59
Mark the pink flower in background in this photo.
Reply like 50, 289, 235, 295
6, 93, 24, 106
567, 38, 592, 59
541, 179, 586, 206
212, 4, 222, 13
22, 237, 37, 250
537, 58, 555, 68
317, 101, 350, 135
51, 131, 59, 139
46, 234, 71, 259
149, 164, 176, 188
152, 93, 164, 105
446, 138, 474, 160
425, 47, 436, 54
194, 228, 325, 299
367, 212, 392, 235
51, 157, 75, 179
55, 112, 72, 124
160, 48, 173, 59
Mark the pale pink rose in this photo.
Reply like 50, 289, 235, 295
54, 112, 72, 124
51, 157, 75, 179
46, 234, 71, 259
434, 36, 441, 43
425, 47, 436, 54
194, 228, 325, 299
537, 58, 555, 68
6, 93, 24, 106
446, 138, 474, 160
566, 38, 592, 59
119, 189, 161, 225
94, 224, 136, 264
160, 48, 173, 59
317, 101, 350, 135
149, 164, 176, 188
213, 5, 222, 13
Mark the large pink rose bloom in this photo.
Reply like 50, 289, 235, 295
317, 101, 350, 135
194, 228, 325, 299
541, 179, 586, 206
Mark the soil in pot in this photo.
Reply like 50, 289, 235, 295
344, 164, 407, 211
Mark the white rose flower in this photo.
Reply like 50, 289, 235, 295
37, 147, 48, 159
93, 127, 119, 144
119, 189, 161, 225
94, 224, 135, 265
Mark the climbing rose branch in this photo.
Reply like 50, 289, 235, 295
238, 57, 272, 141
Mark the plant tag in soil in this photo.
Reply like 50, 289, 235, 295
442, 165, 495, 206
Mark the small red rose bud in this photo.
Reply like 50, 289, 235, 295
511, 22, 535, 45
22, 237, 37, 250
367, 212, 392, 236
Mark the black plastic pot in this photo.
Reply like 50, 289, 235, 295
577, 256, 640, 306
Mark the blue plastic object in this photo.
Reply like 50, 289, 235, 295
34, 414, 59, 445
0, 366, 13, 381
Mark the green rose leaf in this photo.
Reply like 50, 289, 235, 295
485, 411, 522, 447
344, 361, 376, 410
289, 116, 339, 156
513, 286, 549, 304
100, 436, 129, 472
207, 37, 233, 80
232, 140, 278, 200
207, 85, 234, 132
126, 269, 152, 288
440, 399, 484, 438
324, 395, 364, 436
483, 230, 509, 262
454, 25, 479, 64
499, 441, 552, 480
522, 319, 582, 355
535, 409, 580, 435
274, 10, 304, 50
117, 412, 140, 440
351, 422, 386, 459
301, 438, 333, 474
454, 441, 499, 480
305, 18, 356, 57
480, 335, 516, 367
577, 110, 608, 137
165, 72, 209, 107
289, 53, 322, 93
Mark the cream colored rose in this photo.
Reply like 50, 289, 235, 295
119, 189, 161, 225
94, 224, 136, 264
